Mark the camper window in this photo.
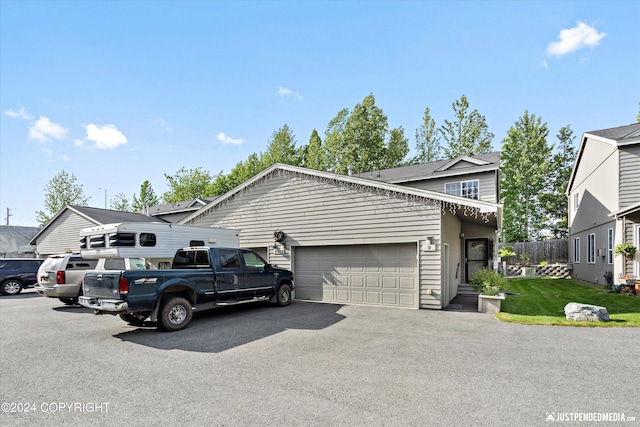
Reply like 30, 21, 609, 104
140, 233, 157, 247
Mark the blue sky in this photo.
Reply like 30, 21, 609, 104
1, 0, 638, 226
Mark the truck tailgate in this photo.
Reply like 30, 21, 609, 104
83, 271, 122, 299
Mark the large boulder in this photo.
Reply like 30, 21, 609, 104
564, 302, 610, 322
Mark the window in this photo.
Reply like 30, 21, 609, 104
444, 180, 479, 200
607, 228, 614, 264
140, 233, 157, 247
573, 238, 580, 263
587, 234, 596, 264
242, 250, 266, 270
574, 193, 580, 211
219, 249, 241, 270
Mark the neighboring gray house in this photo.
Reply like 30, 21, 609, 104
181, 163, 502, 310
0, 225, 40, 257
143, 198, 217, 223
567, 123, 640, 285
29, 205, 166, 257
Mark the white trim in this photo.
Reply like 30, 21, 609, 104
635, 224, 640, 278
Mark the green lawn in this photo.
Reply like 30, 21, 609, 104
496, 277, 640, 327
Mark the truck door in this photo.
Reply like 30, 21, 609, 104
241, 249, 273, 298
215, 249, 246, 299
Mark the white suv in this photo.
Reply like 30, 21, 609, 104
36, 255, 146, 305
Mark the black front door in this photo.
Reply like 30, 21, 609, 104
465, 238, 489, 282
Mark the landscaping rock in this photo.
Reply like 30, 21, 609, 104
564, 302, 610, 322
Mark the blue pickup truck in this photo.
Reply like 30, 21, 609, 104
79, 247, 294, 331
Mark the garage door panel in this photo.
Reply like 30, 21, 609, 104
382, 277, 397, 289
295, 243, 417, 308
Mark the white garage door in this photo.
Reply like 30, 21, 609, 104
294, 243, 417, 308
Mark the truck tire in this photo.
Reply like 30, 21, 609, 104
1, 279, 23, 295
119, 313, 150, 326
157, 296, 193, 331
59, 297, 78, 305
276, 284, 292, 306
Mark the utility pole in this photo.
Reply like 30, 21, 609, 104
5, 207, 12, 225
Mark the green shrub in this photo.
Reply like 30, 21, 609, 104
498, 246, 515, 259
539, 260, 548, 267
470, 268, 508, 295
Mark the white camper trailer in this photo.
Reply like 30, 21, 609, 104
79, 222, 239, 268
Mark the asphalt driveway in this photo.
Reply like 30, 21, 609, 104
1, 290, 638, 426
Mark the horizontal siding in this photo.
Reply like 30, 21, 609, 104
399, 171, 498, 203
188, 172, 444, 308
619, 146, 640, 208
37, 211, 97, 256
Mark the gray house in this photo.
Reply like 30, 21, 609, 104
567, 123, 640, 285
29, 205, 166, 257
181, 163, 502, 309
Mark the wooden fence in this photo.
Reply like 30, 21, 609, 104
498, 239, 569, 265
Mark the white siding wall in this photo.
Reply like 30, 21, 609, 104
187, 172, 444, 308
569, 138, 619, 231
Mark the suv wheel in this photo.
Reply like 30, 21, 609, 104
157, 296, 192, 332
1, 279, 23, 295
59, 297, 78, 305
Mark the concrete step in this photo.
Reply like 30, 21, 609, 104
457, 283, 480, 296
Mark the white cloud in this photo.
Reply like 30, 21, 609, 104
546, 21, 606, 57
4, 107, 33, 120
62, 155, 70, 162
84, 124, 127, 150
28, 117, 67, 142
217, 132, 244, 145
278, 86, 303, 100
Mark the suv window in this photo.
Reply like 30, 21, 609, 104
104, 259, 125, 270
66, 258, 99, 270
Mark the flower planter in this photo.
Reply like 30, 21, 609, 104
478, 293, 506, 314
521, 267, 536, 278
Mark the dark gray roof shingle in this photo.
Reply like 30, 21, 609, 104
587, 123, 640, 141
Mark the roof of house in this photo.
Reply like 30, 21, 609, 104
354, 152, 500, 184
586, 123, 640, 142
143, 198, 217, 216
29, 205, 166, 245
181, 163, 502, 227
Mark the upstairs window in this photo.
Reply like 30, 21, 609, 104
444, 179, 479, 200
574, 192, 580, 211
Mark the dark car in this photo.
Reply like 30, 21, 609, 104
0, 258, 45, 295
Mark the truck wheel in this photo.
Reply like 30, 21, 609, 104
59, 297, 78, 305
1, 279, 23, 295
158, 296, 192, 331
276, 284, 292, 306
119, 313, 149, 326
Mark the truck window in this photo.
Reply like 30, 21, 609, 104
172, 250, 210, 268
242, 250, 266, 270
219, 249, 241, 270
